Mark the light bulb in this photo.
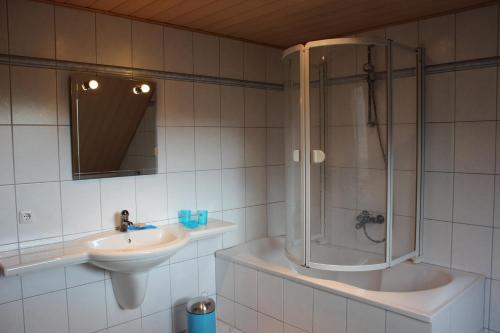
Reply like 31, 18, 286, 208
140, 84, 150, 93
82, 80, 98, 90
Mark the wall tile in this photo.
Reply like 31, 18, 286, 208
347, 300, 385, 333
0, 275, 21, 304
222, 208, 246, 248
267, 128, 284, 165
142, 309, 172, 333
221, 38, 244, 79
195, 127, 221, 170
422, 219, 452, 267
386, 312, 430, 333
235, 303, 258, 333
454, 121, 495, 174
100, 176, 136, 229
198, 254, 216, 295
108, 319, 142, 333
221, 86, 244, 127
456, 6, 498, 61
0, 300, 24, 333
222, 168, 246, 210
170, 259, 199, 306
136, 174, 168, 223
221, 128, 245, 168
65, 264, 104, 288
456, 67, 497, 121
453, 173, 494, 226
267, 165, 284, 203
284, 280, 313, 332
105, 279, 141, 327
21, 267, 65, 298
284, 323, 308, 333
495, 176, 500, 228
258, 271, 283, 321
216, 258, 234, 300
425, 72, 455, 123
244, 43, 267, 82
451, 223, 493, 276
8, 0, 55, 59
11, 67, 57, 125
245, 128, 266, 167
313, 289, 346, 333
246, 205, 267, 241
424, 123, 454, 172
245, 167, 267, 206
0, 65, 10, 124
23, 290, 69, 333
166, 126, 195, 172
67, 281, 107, 333
0, 0, 7, 55
491, 279, 500, 331
164, 27, 193, 74
245, 88, 266, 127
0, 185, 17, 245
196, 169, 222, 212
167, 171, 196, 219
16, 181, 62, 242
217, 296, 235, 326
55, 6, 96, 63
492, 229, 500, 280
141, 265, 171, 316
267, 202, 285, 237
96, 14, 131, 67
61, 179, 101, 235
0, 126, 14, 185
266, 90, 284, 127
194, 33, 219, 77
386, 22, 418, 69
197, 235, 222, 256
194, 83, 220, 126
267, 47, 283, 84
259, 312, 284, 333
419, 14, 455, 65
165, 81, 194, 126
132, 21, 163, 70
235, 264, 258, 309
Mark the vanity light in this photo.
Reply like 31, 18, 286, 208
133, 83, 151, 94
82, 79, 99, 91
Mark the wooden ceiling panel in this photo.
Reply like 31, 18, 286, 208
46, 0, 495, 47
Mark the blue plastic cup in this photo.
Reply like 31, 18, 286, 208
179, 210, 191, 224
197, 210, 208, 225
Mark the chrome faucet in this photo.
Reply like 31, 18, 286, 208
119, 210, 134, 232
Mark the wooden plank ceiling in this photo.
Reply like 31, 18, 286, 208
47, 0, 494, 48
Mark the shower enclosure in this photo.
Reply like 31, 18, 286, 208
283, 37, 424, 271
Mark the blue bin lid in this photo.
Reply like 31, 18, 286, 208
186, 297, 215, 315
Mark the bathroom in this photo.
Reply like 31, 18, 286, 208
0, 0, 499, 332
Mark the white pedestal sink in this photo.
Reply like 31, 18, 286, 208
86, 227, 189, 309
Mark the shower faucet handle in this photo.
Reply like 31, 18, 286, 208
311, 150, 325, 163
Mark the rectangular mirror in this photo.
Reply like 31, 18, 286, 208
70, 74, 158, 180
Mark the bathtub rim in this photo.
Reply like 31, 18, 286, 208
215, 237, 485, 323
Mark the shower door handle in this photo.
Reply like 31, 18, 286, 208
311, 150, 325, 163
292, 149, 300, 162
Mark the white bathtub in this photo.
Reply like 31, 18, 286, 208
216, 237, 485, 333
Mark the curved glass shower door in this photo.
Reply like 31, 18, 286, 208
283, 37, 423, 271
283, 46, 305, 265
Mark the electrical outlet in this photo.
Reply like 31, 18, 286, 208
19, 210, 33, 224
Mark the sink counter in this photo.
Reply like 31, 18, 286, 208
0, 220, 236, 277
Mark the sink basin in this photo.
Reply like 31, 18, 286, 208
85, 227, 189, 309
87, 227, 189, 272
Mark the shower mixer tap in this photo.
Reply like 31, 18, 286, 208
355, 210, 384, 229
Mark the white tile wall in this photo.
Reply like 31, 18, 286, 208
0, 1, 283, 332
